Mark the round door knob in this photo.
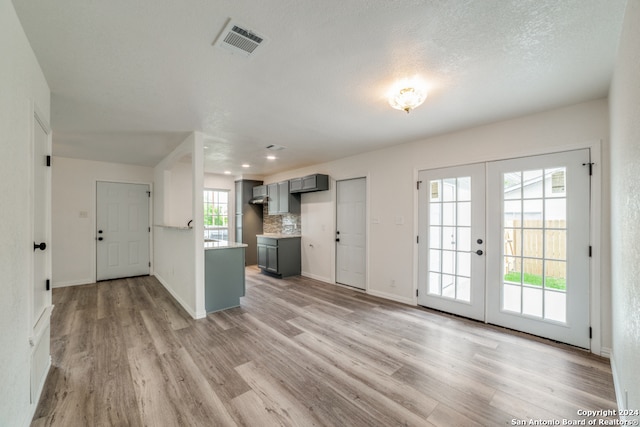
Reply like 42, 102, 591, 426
98, 237, 104, 241
33, 242, 46, 251
477, 238, 483, 244
476, 249, 483, 256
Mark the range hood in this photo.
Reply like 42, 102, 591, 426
249, 184, 268, 204
249, 195, 268, 204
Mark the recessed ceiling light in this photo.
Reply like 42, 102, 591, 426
242, 164, 250, 168
266, 155, 276, 160
224, 171, 231, 175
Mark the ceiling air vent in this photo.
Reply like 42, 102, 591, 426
266, 144, 286, 151
214, 21, 267, 57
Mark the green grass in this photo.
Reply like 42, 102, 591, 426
503, 272, 566, 291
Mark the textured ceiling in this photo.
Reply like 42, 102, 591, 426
13, 0, 627, 176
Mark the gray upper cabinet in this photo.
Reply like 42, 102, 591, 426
267, 181, 300, 215
289, 174, 329, 193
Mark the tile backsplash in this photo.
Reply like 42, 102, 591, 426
262, 204, 301, 235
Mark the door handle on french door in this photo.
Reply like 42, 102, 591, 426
33, 242, 46, 251
476, 249, 483, 255
97, 237, 103, 241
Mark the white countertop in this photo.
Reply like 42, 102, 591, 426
256, 233, 302, 239
204, 240, 248, 250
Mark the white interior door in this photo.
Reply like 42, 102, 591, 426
486, 149, 591, 348
96, 181, 150, 281
336, 178, 366, 289
418, 164, 486, 320
32, 114, 50, 326
31, 109, 52, 404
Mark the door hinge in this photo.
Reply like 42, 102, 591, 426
148, 227, 151, 232
416, 289, 419, 297
149, 262, 151, 267
589, 246, 592, 257
417, 180, 422, 190
146, 191, 151, 197
582, 162, 594, 176
589, 327, 592, 339
46, 155, 51, 167
46, 279, 50, 291
416, 235, 419, 244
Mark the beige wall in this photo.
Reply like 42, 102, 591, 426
609, 0, 640, 416
267, 98, 611, 353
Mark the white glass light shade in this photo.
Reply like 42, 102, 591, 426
389, 87, 427, 113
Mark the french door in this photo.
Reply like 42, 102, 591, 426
418, 149, 591, 348
417, 164, 486, 320
486, 149, 591, 348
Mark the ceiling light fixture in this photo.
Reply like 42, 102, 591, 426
242, 164, 250, 168
266, 155, 276, 160
388, 77, 428, 114
224, 171, 231, 175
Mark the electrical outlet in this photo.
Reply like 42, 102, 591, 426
390, 279, 396, 288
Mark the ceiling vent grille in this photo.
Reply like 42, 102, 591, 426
215, 21, 267, 57
266, 144, 286, 151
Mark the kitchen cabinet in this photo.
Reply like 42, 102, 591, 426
252, 185, 267, 198
267, 181, 300, 215
234, 180, 263, 265
257, 235, 301, 277
289, 174, 329, 193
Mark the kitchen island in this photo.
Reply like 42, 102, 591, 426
204, 240, 247, 313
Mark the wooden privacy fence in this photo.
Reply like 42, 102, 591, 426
504, 220, 566, 278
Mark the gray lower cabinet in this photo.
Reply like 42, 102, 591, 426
257, 236, 301, 277
205, 247, 246, 312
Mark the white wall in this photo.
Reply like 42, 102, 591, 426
609, 0, 640, 417
153, 132, 206, 318
0, 1, 51, 425
267, 98, 611, 351
167, 161, 193, 228
51, 157, 153, 287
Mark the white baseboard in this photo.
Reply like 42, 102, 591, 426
301, 271, 332, 284
52, 278, 94, 288
153, 273, 200, 319
600, 346, 611, 358
367, 289, 415, 306
610, 351, 626, 412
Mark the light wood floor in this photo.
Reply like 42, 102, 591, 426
32, 267, 617, 426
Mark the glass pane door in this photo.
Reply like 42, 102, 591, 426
486, 149, 590, 348
418, 163, 485, 321
502, 168, 568, 322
